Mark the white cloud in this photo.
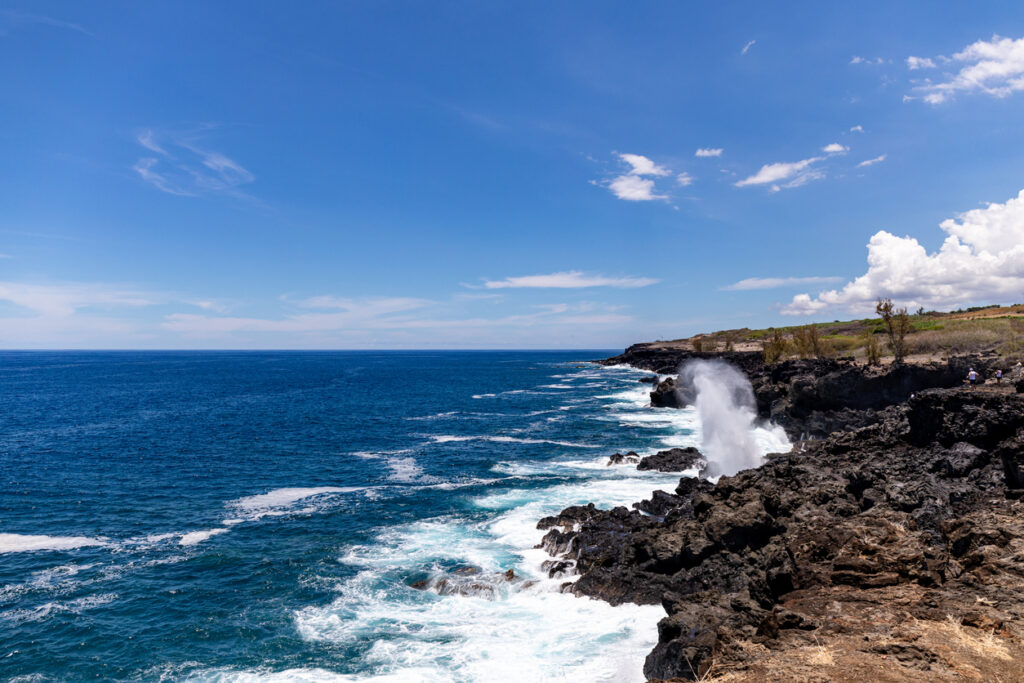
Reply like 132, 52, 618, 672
906, 56, 936, 70
822, 143, 848, 154
0, 9, 93, 36
723, 276, 843, 291
850, 125, 864, 133
676, 172, 694, 187
133, 129, 255, 197
608, 174, 666, 201
695, 148, 723, 158
618, 153, 669, 176
0, 282, 156, 317
735, 156, 824, 191
782, 188, 1024, 315
857, 154, 887, 168
741, 40, 756, 55
602, 153, 672, 201
482, 271, 659, 289
851, 56, 884, 65
911, 35, 1024, 104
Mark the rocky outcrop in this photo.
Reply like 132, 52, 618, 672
633, 345, 1001, 438
637, 447, 705, 472
539, 388, 1024, 680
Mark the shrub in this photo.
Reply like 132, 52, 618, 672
762, 328, 789, 364
864, 330, 882, 365
876, 298, 911, 363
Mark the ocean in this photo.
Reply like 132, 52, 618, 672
0, 351, 789, 682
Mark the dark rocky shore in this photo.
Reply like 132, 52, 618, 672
539, 343, 1024, 681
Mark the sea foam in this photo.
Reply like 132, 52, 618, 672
0, 533, 107, 554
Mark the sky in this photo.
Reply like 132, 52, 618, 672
2, 1, 1024, 349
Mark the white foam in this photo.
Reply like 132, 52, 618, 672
350, 449, 413, 460
429, 435, 599, 448
179, 528, 230, 546
0, 593, 117, 624
230, 487, 361, 518
178, 667, 427, 682
386, 458, 439, 484
292, 454, 683, 682
539, 384, 574, 389
0, 533, 107, 554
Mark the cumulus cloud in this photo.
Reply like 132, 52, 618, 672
482, 271, 659, 289
782, 188, 1024, 315
695, 148, 723, 158
676, 172, 694, 187
857, 154, 887, 168
735, 156, 824, 191
723, 276, 843, 291
906, 56, 936, 70
133, 128, 255, 197
741, 40, 756, 55
911, 35, 1024, 104
608, 174, 666, 201
618, 153, 669, 177
822, 143, 849, 154
604, 153, 670, 200
850, 125, 864, 133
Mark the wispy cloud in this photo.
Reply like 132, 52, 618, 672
722, 276, 843, 291
0, 10, 93, 36
695, 148, 723, 158
0, 282, 156, 317
906, 56, 936, 70
481, 271, 659, 289
909, 35, 1024, 104
741, 40, 756, 55
850, 56, 884, 65
132, 128, 255, 198
735, 156, 824, 192
857, 154, 887, 168
676, 172, 694, 187
850, 125, 864, 133
603, 153, 670, 201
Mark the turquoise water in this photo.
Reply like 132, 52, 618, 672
0, 351, 788, 681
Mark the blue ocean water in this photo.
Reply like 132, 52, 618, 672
0, 351, 787, 682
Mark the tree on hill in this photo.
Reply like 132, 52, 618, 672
876, 297, 911, 363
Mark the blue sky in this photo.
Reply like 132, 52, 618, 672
2, 2, 1024, 349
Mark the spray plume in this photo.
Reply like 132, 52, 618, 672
679, 359, 764, 477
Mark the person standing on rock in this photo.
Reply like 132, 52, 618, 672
995, 368, 1003, 385
966, 368, 979, 390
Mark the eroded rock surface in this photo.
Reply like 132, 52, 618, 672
540, 386, 1024, 680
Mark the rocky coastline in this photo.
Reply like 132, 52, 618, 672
538, 343, 1024, 681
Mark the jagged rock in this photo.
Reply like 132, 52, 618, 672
538, 386, 1024, 679
637, 447, 705, 472
607, 451, 641, 466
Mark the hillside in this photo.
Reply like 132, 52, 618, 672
649, 304, 1024, 364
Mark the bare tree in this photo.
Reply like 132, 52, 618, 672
875, 298, 911, 363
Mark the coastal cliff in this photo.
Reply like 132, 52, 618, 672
541, 346, 1024, 681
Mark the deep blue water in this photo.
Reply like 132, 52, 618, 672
0, 351, 785, 682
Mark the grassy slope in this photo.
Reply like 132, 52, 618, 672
657, 304, 1024, 362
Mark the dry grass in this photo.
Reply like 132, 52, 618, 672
675, 305, 1024, 363
939, 615, 1013, 661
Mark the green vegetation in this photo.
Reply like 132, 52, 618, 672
683, 303, 1024, 364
